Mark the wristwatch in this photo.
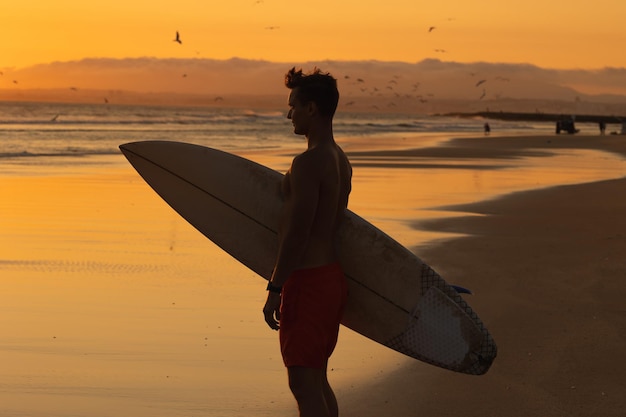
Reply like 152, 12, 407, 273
266, 281, 282, 294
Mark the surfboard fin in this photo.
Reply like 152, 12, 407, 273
450, 285, 472, 295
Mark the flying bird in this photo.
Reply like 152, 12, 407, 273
428, 26, 436, 32
475, 79, 487, 87
173, 31, 182, 44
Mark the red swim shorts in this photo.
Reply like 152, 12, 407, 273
279, 262, 348, 369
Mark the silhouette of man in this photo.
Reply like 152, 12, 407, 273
263, 67, 351, 417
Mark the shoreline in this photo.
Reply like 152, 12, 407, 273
347, 134, 626, 160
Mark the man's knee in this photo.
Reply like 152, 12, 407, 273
288, 367, 322, 399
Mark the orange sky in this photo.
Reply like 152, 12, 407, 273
2, 0, 625, 72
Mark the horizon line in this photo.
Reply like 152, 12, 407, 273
3, 56, 625, 72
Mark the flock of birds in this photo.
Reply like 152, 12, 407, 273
339, 67, 512, 111
341, 76, 467, 111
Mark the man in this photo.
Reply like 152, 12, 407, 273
263, 67, 352, 417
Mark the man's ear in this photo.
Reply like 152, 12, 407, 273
307, 101, 318, 116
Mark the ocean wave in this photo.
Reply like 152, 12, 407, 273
0, 149, 121, 159
0, 109, 287, 127
0, 118, 277, 126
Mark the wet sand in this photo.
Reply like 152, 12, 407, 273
1, 134, 625, 416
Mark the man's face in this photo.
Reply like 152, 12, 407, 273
287, 88, 311, 136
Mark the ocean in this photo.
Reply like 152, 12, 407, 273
0, 100, 554, 161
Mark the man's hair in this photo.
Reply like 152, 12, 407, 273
285, 67, 339, 118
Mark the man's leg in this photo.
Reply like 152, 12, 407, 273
321, 361, 338, 417
288, 366, 333, 417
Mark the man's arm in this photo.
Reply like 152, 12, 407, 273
263, 153, 320, 330
271, 154, 320, 287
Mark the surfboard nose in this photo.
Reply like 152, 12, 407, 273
120, 141, 175, 162
119, 141, 148, 156
119, 141, 142, 159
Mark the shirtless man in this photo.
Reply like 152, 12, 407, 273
263, 67, 352, 417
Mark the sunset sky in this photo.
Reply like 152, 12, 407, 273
3, 0, 626, 71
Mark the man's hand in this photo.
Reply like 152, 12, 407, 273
263, 292, 281, 330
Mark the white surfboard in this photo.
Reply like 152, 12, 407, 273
120, 141, 497, 375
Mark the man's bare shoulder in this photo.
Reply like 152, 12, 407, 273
285, 151, 321, 190
290, 143, 350, 178
291, 147, 328, 171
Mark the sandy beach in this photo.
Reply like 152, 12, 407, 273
2, 133, 625, 416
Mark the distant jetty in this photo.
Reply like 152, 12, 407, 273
443, 111, 625, 124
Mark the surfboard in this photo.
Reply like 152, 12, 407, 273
119, 141, 497, 375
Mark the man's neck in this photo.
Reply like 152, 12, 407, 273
306, 120, 334, 149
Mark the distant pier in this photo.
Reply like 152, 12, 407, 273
443, 111, 625, 124
444, 111, 626, 134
